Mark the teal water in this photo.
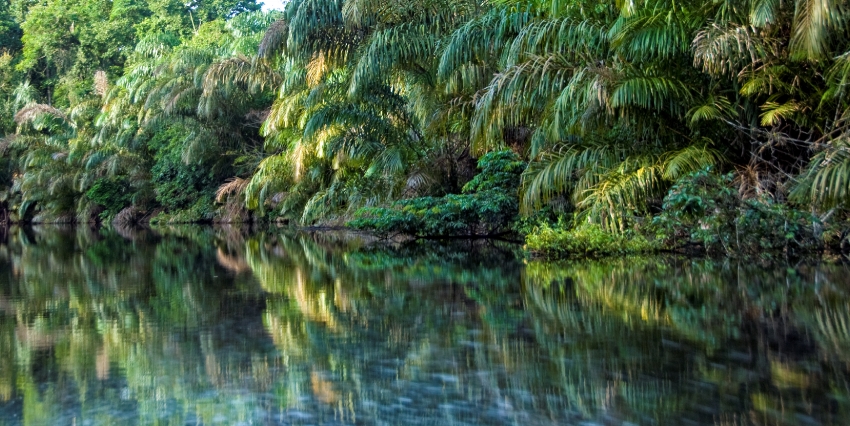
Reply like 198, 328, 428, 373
0, 226, 849, 425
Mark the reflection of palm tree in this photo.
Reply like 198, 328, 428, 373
6, 227, 850, 425
251, 233, 539, 420
800, 303, 850, 363
522, 264, 685, 424
0, 226, 275, 424
216, 246, 252, 273
816, 305, 850, 353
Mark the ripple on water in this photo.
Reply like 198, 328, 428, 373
2, 229, 850, 426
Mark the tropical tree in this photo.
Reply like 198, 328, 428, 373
431, 0, 850, 231
244, 0, 487, 224
89, 12, 279, 222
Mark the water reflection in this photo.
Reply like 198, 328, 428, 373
0, 226, 848, 425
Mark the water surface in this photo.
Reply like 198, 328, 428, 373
0, 226, 849, 425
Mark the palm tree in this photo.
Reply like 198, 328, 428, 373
89, 12, 281, 221
434, 0, 720, 230
247, 0, 482, 224
432, 0, 850, 229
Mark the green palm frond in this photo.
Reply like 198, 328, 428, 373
245, 152, 293, 212
12, 80, 38, 111
693, 23, 776, 77
609, 74, 692, 113
759, 100, 802, 126
750, 0, 781, 27
789, 0, 837, 61
609, 4, 695, 60
522, 141, 723, 229
470, 52, 574, 152
508, 17, 608, 63
437, 9, 525, 83
791, 138, 850, 208
661, 143, 723, 180
259, 19, 290, 58
824, 50, 850, 101
349, 22, 441, 95
687, 95, 734, 125
520, 142, 622, 214
576, 155, 662, 231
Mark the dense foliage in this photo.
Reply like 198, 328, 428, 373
349, 150, 525, 238
4, 0, 850, 254
652, 168, 822, 254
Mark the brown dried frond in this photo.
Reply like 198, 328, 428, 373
13, 104, 68, 124
215, 177, 249, 203
93, 70, 109, 97
258, 19, 289, 59
734, 164, 782, 200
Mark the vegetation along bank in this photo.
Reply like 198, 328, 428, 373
2, 0, 850, 257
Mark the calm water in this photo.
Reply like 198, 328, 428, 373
0, 226, 849, 425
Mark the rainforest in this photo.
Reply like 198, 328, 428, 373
3, 0, 850, 256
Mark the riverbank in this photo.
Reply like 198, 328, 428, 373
4, 159, 850, 261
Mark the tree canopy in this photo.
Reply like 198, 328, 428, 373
3, 0, 850, 251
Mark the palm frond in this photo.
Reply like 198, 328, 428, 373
216, 177, 250, 203
520, 143, 622, 214
661, 144, 723, 180
759, 100, 802, 126
687, 95, 735, 125
693, 23, 775, 77
791, 138, 850, 208
609, 75, 692, 113
789, 0, 836, 61
750, 0, 781, 27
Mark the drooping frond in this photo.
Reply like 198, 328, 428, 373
203, 55, 282, 97
245, 153, 293, 212
470, 52, 575, 152
750, 0, 781, 27
349, 22, 440, 95
609, 5, 695, 61
522, 140, 724, 230
687, 95, 735, 125
661, 143, 723, 180
693, 23, 777, 77
791, 138, 850, 208
575, 155, 663, 231
259, 19, 290, 58
437, 9, 526, 83
507, 17, 609, 64
789, 0, 836, 61
520, 143, 623, 214
14, 104, 69, 125
216, 177, 250, 202
609, 74, 692, 113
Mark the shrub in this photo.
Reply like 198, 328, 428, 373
86, 177, 132, 221
149, 195, 216, 224
349, 150, 526, 238
525, 222, 658, 259
652, 168, 819, 254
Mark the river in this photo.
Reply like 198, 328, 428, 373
0, 225, 847, 425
